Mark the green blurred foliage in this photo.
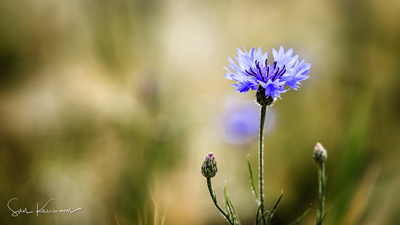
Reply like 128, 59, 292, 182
1, 0, 400, 225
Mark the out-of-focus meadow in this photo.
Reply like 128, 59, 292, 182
1, 0, 400, 224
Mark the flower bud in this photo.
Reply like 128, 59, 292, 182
313, 142, 328, 163
201, 152, 218, 178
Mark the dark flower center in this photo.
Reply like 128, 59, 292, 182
245, 60, 287, 82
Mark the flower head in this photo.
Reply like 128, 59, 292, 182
224, 46, 311, 106
313, 142, 328, 163
201, 152, 218, 178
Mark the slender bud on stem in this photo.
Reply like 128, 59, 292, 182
202, 152, 234, 225
314, 143, 328, 225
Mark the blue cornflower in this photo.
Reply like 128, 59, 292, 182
224, 46, 311, 106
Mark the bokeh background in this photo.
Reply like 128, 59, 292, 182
1, 0, 400, 224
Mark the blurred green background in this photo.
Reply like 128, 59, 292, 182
1, 0, 400, 224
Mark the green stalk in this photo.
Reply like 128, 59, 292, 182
316, 162, 326, 225
207, 178, 234, 225
259, 105, 267, 224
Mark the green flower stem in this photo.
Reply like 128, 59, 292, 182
207, 178, 234, 225
316, 162, 326, 225
259, 105, 267, 225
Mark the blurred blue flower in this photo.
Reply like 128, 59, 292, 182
221, 99, 274, 145
224, 46, 311, 101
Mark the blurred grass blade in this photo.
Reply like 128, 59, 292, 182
255, 203, 263, 225
289, 205, 312, 225
227, 196, 241, 225
256, 207, 268, 225
224, 185, 233, 222
247, 159, 258, 201
321, 207, 331, 223
223, 184, 241, 225
223, 185, 229, 216
266, 192, 283, 224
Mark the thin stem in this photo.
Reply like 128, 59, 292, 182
259, 105, 267, 225
316, 162, 326, 225
207, 178, 234, 225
